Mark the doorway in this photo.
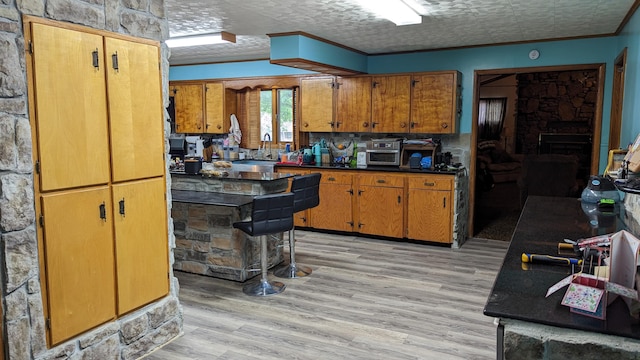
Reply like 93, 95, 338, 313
470, 64, 605, 240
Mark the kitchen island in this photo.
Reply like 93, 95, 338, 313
484, 195, 640, 359
170, 171, 294, 281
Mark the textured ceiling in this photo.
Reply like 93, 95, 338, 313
166, 0, 635, 65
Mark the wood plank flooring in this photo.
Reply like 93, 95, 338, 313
143, 231, 509, 360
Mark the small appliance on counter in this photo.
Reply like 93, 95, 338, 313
184, 157, 202, 174
169, 138, 187, 160
365, 138, 402, 166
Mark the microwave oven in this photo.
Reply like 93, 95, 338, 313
366, 139, 401, 166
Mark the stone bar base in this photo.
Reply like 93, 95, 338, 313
171, 198, 283, 282
500, 319, 640, 359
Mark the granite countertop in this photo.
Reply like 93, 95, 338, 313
484, 195, 640, 340
274, 162, 463, 175
171, 189, 254, 207
170, 170, 294, 181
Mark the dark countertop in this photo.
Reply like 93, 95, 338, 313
484, 195, 640, 340
171, 189, 254, 207
170, 170, 294, 181
274, 162, 463, 175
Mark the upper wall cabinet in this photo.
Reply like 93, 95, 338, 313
300, 77, 335, 132
371, 75, 412, 133
170, 81, 236, 134
205, 82, 237, 133
335, 76, 371, 132
170, 83, 204, 133
301, 71, 461, 134
410, 71, 461, 134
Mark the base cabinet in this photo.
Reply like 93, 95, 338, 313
113, 178, 169, 315
357, 173, 404, 238
309, 171, 354, 232
406, 175, 453, 243
41, 187, 116, 345
276, 167, 457, 244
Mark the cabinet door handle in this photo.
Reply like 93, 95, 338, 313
372, 81, 378, 88
328, 177, 336, 181
371, 121, 378, 128
397, 195, 401, 204
410, 121, 416, 128
362, 122, 369, 128
99, 202, 106, 221
111, 51, 119, 71
92, 48, 100, 69
376, 179, 386, 184
441, 123, 449, 129
119, 198, 125, 216
443, 197, 446, 208
424, 182, 435, 186
358, 190, 364, 195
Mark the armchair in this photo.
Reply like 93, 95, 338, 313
476, 140, 523, 187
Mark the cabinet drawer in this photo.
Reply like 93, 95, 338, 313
408, 175, 452, 191
320, 172, 352, 185
358, 174, 405, 187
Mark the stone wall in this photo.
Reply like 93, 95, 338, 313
502, 319, 640, 360
0, 1, 182, 359
516, 70, 598, 155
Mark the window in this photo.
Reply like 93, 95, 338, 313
260, 88, 295, 144
478, 97, 507, 140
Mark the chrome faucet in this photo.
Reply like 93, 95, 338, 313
262, 133, 272, 159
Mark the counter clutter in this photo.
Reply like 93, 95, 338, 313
484, 196, 640, 358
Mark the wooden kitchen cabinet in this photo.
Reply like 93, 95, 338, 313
205, 82, 237, 134
106, 37, 165, 182
309, 171, 354, 232
406, 175, 453, 243
113, 178, 169, 315
410, 71, 461, 134
335, 76, 371, 132
356, 173, 404, 238
31, 23, 111, 192
40, 186, 116, 345
300, 77, 335, 132
171, 83, 204, 133
171, 81, 237, 134
27, 20, 169, 346
371, 75, 411, 133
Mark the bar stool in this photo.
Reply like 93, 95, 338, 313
274, 172, 321, 279
233, 192, 294, 296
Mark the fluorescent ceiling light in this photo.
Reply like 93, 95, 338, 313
354, 0, 422, 26
166, 31, 236, 48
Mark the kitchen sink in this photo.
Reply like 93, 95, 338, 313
231, 159, 277, 173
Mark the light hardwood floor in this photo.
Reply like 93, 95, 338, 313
144, 231, 509, 360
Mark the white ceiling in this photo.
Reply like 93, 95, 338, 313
166, 0, 636, 66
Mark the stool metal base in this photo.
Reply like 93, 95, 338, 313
242, 278, 286, 296
273, 263, 312, 278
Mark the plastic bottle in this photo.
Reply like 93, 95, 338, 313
580, 176, 620, 203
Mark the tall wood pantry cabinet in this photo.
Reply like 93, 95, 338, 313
26, 19, 169, 346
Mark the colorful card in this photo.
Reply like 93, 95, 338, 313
561, 283, 605, 313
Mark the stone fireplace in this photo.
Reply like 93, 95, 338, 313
0, 1, 182, 359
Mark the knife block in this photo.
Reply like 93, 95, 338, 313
400, 144, 440, 170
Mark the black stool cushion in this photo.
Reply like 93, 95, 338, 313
291, 173, 321, 213
233, 192, 294, 237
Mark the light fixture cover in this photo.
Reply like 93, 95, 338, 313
354, 0, 422, 26
166, 31, 236, 48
